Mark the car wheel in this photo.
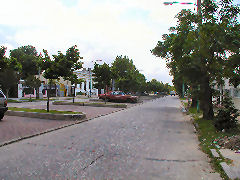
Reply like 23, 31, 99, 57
0, 114, 4, 120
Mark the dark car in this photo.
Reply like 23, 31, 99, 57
0, 90, 8, 120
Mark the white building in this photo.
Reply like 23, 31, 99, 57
223, 79, 240, 110
74, 68, 98, 96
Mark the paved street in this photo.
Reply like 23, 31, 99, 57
0, 96, 220, 179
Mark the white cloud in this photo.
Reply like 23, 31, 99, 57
0, 0, 196, 84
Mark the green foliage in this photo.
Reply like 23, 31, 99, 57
8, 107, 81, 114
10, 45, 39, 79
42, 45, 83, 82
0, 46, 8, 71
0, 69, 18, 98
214, 95, 240, 131
92, 62, 112, 90
24, 75, 42, 91
146, 79, 170, 93
76, 92, 84, 95
152, 0, 239, 120
111, 55, 146, 92
195, 118, 235, 179
0, 46, 20, 97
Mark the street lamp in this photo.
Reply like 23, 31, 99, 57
163, 1, 195, 5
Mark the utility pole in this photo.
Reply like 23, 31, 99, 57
197, 0, 201, 13
197, 0, 201, 112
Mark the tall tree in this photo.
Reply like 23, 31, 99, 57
92, 62, 112, 92
111, 55, 146, 92
10, 45, 39, 79
152, 0, 239, 120
0, 46, 21, 98
41, 46, 83, 111
10, 45, 42, 98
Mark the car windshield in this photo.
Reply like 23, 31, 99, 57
118, 92, 125, 95
111, 91, 125, 95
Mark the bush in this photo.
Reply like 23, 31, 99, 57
76, 92, 84, 95
214, 94, 239, 131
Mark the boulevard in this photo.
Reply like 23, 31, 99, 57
0, 96, 220, 179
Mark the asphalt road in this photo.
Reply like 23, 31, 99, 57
0, 96, 220, 179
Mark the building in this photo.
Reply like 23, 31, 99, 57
18, 76, 72, 98
223, 79, 240, 110
74, 68, 98, 96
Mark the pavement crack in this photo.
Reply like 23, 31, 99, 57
145, 158, 198, 163
83, 154, 104, 170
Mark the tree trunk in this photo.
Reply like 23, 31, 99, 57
191, 85, 198, 108
36, 88, 39, 99
6, 89, 9, 100
47, 82, 52, 112
200, 76, 214, 120
191, 98, 197, 108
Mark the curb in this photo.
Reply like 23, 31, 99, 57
52, 101, 128, 108
5, 110, 86, 121
210, 149, 240, 179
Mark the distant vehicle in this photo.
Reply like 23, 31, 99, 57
135, 92, 149, 96
98, 91, 138, 103
170, 91, 176, 96
159, 92, 168, 95
0, 90, 8, 120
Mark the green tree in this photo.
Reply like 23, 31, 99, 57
92, 62, 112, 92
0, 46, 21, 98
23, 75, 42, 100
68, 73, 84, 103
41, 50, 60, 111
10, 45, 39, 79
152, 0, 239, 120
146, 79, 170, 93
41, 46, 83, 111
10, 45, 42, 98
111, 55, 146, 93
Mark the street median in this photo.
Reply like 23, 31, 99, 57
52, 101, 127, 108
6, 110, 86, 121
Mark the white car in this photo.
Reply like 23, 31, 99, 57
0, 90, 8, 120
170, 91, 176, 96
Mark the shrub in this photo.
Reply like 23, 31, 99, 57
76, 92, 84, 95
214, 94, 239, 131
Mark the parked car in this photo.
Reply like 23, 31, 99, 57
135, 92, 149, 96
159, 92, 168, 96
170, 91, 176, 96
99, 91, 138, 103
0, 90, 8, 120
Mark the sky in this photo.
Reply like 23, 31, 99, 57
0, 0, 204, 85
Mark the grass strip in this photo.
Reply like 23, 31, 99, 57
7, 99, 22, 103
195, 117, 240, 179
8, 107, 81, 114
53, 101, 127, 108
184, 103, 240, 180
